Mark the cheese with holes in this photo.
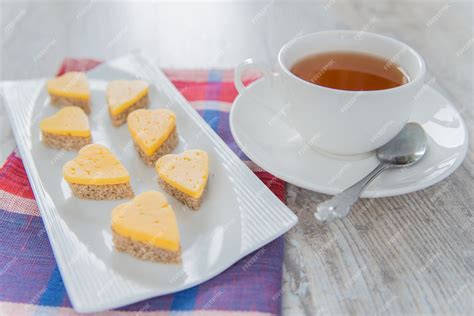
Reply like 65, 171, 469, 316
112, 191, 180, 251
127, 109, 176, 156
155, 150, 209, 198
40, 107, 90, 137
47, 72, 90, 100
63, 144, 130, 185
106, 80, 149, 115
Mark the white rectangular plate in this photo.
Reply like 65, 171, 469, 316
2, 53, 298, 313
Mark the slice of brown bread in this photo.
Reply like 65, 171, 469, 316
133, 127, 179, 166
68, 182, 134, 200
109, 94, 149, 127
157, 177, 204, 210
112, 228, 181, 263
42, 131, 91, 151
50, 95, 91, 114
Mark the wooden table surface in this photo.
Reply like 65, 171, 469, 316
1, 1, 472, 315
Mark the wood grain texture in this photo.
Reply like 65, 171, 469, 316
0, 0, 472, 315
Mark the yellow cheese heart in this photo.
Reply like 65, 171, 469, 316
127, 109, 176, 156
40, 107, 90, 137
47, 72, 90, 100
63, 144, 130, 185
106, 80, 149, 115
112, 191, 180, 251
155, 150, 209, 199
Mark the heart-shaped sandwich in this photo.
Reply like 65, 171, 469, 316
111, 191, 181, 263
155, 150, 209, 210
127, 109, 179, 166
63, 144, 134, 200
47, 72, 91, 113
40, 106, 92, 150
106, 80, 149, 126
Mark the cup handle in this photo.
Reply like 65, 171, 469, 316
234, 59, 272, 94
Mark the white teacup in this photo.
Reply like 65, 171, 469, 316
234, 30, 426, 156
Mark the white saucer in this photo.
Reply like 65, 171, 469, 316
230, 78, 468, 197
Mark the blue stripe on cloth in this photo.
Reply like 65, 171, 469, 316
37, 265, 67, 306
0, 209, 61, 305
208, 69, 222, 83
170, 286, 199, 311
196, 109, 249, 160
202, 70, 222, 131
201, 108, 220, 132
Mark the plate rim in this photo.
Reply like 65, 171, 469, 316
230, 79, 469, 198
2, 53, 298, 313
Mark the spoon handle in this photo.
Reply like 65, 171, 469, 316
314, 163, 390, 222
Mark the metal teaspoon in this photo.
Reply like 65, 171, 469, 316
314, 122, 427, 222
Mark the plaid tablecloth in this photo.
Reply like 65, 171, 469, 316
0, 59, 287, 315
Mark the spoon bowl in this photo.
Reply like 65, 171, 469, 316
376, 122, 427, 166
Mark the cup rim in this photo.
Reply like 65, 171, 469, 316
277, 30, 426, 95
